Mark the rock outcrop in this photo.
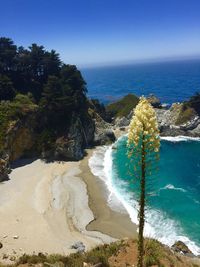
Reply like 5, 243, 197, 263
0, 152, 10, 182
5, 114, 37, 161
53, 114, 95, 161
110, 100, 200, 138
155, 104, 200, 137
0, 107, 95, 179
172, 241, 193, 256
90, 108, 116, 145
147, 94, 161, 108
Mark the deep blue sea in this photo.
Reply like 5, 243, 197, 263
87, 59, 200, 255
82, 59, 200, 104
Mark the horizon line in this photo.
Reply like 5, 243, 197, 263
79, 54, 200, 69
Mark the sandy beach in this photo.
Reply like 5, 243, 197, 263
0, 147, 137, 263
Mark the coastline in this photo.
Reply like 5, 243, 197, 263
80, 149, 137, 239
109, 131, 200, 256
0, 147, 137, 264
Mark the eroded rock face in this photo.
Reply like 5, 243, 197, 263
53, 114, 95, 161
92, 109, 116, 145
0, 152, 10, 182
155, 104, 200, 137
4, 111, 37, 162
0, 112, 37, 181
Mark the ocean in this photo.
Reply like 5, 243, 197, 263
85, 59, 200, 255
82, 59, 200, 104
89, 137, 200, 255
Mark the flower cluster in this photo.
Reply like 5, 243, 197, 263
127, 96, 160, 153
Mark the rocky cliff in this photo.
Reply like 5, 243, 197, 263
1, 93, 200, 182
0, 101, 95, 181
111, 94, 200, 138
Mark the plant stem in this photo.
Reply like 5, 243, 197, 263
137, 135, 146, 267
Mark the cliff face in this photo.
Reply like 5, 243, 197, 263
0, 104, 95, 181
5, 113, 37, 162
52, 112, 95, 161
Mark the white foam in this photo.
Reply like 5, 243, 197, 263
89, 140, 200, 256
89, 146, 127, 214
160, 184, 186, 193
161, 136, 200, 142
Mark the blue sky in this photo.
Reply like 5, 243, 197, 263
1, 0, 200, 67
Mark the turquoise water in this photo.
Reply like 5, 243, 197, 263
82, 59, 200, 104
111, 136, 200, 254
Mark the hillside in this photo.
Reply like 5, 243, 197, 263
1, 238, 199, 267
106, 94, 139, 118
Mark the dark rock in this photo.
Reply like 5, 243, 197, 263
0, 242, 3, 249
171, 241, 193, 255
147, 94, 161, 108
44, 114, 95, 161
94, 129, 116, 145
0, 152, 10, 182
71, 241, 85, 253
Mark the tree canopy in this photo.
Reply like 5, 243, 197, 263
0, 37, 86, 105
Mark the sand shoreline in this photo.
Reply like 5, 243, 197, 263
80, 149, 137, 239
0, 146, 137, 264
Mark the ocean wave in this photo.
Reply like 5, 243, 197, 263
89, 142, 200, 256
161, 136, 200, 142
88, 146, 127, 214
160, 184, 187, 193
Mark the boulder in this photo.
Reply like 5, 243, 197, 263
147, 94, 161, 108
71, 241, 85, 253
0, 242, 3, 249
171, 241, 193, 255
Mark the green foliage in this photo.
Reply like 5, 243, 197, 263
184, 92, 200, 115
0, 37, 89, 159
0, 75, 16, 100
176, 106, 196, 125
175, 92, 200, 125
16, 241, 124, 267
0, 37, 17, 73
144, 239, 163, 267
106, 93, 139, 118
36, 129, 56, 154
0, 94, 37, 150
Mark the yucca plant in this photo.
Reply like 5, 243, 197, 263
127, 97, 160, 267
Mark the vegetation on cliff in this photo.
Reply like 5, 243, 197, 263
2, 238, 198, 267
0, 37, 93, 164
173, 93, 200, 125
106, 93, 139, 118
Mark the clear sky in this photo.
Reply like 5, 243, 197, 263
1, 0, 200, 67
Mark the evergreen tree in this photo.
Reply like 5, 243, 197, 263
0, 37, 17, 74
0, 75, 16, 100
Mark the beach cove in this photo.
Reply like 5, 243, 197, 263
0, 149, 137, 263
